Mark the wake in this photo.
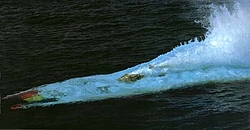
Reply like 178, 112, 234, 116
3, 0, 250, 109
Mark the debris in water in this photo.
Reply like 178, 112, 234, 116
118, 74, 144, 83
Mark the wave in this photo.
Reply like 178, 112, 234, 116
3, 0, 250, 109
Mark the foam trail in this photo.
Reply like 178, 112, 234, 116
3, 0, 250, 109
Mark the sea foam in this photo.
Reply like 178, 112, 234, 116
5, 0, 250, 109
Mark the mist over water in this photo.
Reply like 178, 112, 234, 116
208, 0, 250, 65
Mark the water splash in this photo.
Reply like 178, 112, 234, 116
3, 0, 250, 109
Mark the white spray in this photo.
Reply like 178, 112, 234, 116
4, 0, 250, 109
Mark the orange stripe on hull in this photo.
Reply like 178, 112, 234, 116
19, 90, 38, 100
11, 104, 23, 110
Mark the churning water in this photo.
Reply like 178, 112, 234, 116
1, 0, 250, 129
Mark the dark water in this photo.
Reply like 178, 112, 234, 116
1, 0, 250, 129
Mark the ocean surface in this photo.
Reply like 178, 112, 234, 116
1, 0, 250, 129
